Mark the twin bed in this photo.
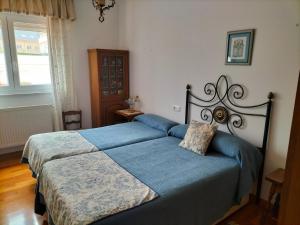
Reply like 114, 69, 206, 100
22, 76, 273, 225
22, 114, 176, 177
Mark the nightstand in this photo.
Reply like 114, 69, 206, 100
260, 168, 285, 225
115, 109, 144, 122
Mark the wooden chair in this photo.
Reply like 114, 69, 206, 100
62, 110, 82, 130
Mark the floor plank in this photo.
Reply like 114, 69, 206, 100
0, 152, 276, 225
0, 152, 47, 225
218, 200, 277, 225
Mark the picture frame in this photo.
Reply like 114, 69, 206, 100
225, 29, 255, 65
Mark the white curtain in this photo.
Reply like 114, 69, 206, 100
48, 17, 78, 131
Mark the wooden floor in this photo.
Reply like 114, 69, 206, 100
219, 202, 277, 225
0, 152, 47, 225
0, 151, 276, 225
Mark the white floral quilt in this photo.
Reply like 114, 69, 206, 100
39, 151, 158, 225
22, 131, 98, 176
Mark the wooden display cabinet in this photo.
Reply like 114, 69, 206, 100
88, 49, 129, 127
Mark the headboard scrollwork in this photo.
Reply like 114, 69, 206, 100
185, 75, 274, 203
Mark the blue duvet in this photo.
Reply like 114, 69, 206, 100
41, 122, 261, 225
89, 136, 262, 225
79, 121, 166, 150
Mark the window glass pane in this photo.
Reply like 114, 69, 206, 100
14, 22, 51, 86
0, 22, 9, 87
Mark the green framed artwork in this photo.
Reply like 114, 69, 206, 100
225, 29, 255, 65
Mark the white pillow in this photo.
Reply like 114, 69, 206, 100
179, 120, 217, 155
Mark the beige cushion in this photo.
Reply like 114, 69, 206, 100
179, 120, 217, 155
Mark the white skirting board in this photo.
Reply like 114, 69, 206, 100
0, 105, 54, 153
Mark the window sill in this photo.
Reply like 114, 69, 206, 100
0, 88, 52, 96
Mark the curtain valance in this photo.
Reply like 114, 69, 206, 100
0, 0, 76, 20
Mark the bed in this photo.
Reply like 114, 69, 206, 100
35, 75, 274, 225
36, 127, 262, 225
21, 114, 178, 177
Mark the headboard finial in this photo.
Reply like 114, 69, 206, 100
186, 84, 191, 90
268, 92, 274, 100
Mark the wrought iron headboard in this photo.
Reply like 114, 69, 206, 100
185, 75, 274, 203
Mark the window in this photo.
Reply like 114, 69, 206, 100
0, 14, 52, 94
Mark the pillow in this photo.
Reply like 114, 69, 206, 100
168, 124, 189, 139
133, 114, 178, 133
209, 130, 259, 160
179, 120, 217, 155
208, 130, 262, 201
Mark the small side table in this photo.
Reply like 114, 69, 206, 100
260, 168, 285, 225
115, 109, 144, 122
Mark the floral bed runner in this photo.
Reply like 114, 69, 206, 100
39, 151, 158, 225
21, 131, 98, 176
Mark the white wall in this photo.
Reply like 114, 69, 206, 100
0, 93, 52, 108
117, 0, 300, 199
70, 0, 119, 128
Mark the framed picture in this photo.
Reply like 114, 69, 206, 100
225, 29, 255, 65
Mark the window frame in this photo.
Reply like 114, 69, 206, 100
0, 14, 14, 92
0, 13, 52, 95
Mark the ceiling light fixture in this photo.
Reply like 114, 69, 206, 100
92, 0, 116, 23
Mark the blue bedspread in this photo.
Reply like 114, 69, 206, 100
92, 136, 262, 225
79, 121, 166, 150
40, 133, 262, 225
87, 136, 256, 225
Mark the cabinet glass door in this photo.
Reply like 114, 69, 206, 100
109, 56, 117, 95
116, 56, 124, 95
101, 55, 124, 97
101, 56, 109, 96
